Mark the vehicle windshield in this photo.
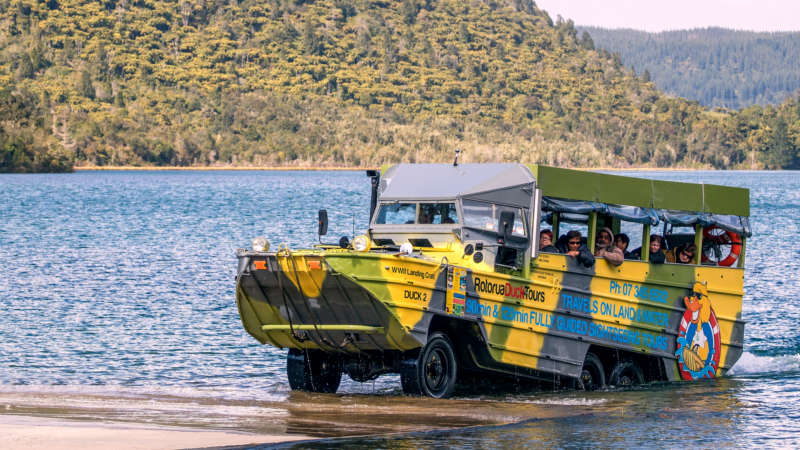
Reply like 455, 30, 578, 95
462, 200, 526, 236
375, 203, 416, 224
375, 202, 459, 225
418, 203, 458, 224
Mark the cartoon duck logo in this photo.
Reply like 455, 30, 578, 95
675, 281, 721, 380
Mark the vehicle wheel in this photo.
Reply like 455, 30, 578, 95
608, 360, 644, 387
286, 348, 342, 393
579, 352, 606, 390
400, 333, 457, 398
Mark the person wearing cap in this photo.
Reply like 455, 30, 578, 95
594, 227, 624, 266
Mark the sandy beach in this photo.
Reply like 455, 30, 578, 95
0, 384, 602, 449
0, 415, 310, 449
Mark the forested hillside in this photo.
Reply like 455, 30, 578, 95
582, 27, 800, 110
0, 0, 798, 172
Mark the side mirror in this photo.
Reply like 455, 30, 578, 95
318, 209, 328, 236
498, 211, 514, 243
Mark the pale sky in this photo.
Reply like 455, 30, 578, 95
534, 0, 800, 32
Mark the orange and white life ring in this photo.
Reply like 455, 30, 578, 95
701, 226, 742, 267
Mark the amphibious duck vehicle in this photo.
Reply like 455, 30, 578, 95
235, 163, 749, 397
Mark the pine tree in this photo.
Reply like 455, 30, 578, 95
78, 70, 94, 99
580, 31, 594, 50
402, 0, 417, 25
303, 21, 322, 55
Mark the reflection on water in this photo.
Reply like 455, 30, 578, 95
4, 373, 800, 447
273, 376, 800, 448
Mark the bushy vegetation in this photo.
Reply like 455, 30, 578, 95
0, 86, 72, 172
583, 27, 800, 110
0, 0, 798, 171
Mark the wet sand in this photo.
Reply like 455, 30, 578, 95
0, 385, 612, 448
0, 415, 309, 449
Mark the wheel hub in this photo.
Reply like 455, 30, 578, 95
425, 349, 447, 390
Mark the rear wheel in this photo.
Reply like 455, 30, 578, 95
608, 360, 644, 387
400, 333, 457, 398
286, 348, 342, 393
579, 352, 606, 390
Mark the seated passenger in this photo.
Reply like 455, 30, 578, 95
557, 230, 594, 268
631, 234, 666, 264
539, 229, 557, 252
418, 205, 434, 224
666, 242, 697, 264
615, 233, 635, 260
594, 227, 624, 266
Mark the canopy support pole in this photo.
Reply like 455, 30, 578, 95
588, 212, 598, 251
694, 224, 703, 265
524, 187, 541, 278
642, 224, 651, 262
738, 237, 746, 268
552, 212, 560, 239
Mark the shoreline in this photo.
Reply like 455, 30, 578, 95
71, 165, 766, 172
0, 414, 310, 449
73, 165, 370, 171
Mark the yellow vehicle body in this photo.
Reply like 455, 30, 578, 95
235, 164, 748, 396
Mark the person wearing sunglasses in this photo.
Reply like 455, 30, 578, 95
556, 230, 594, 268
666, 242, 697, 264
594, 227, 624, 266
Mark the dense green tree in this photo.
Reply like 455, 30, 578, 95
582, 27, 800, 109
579, 31, 594, 50
402, 0, 417, 25
15, 54, 34, 79
0, 0, 797, 171
77, 70, 94, 99
303, 20, 322, 55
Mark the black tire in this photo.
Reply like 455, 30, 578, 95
400, 333, 457, 398
579, 352, 606, 391
608, 360, 644, 387
286, 348, 342, 393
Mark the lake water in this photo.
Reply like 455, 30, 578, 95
1, 169, 799, 447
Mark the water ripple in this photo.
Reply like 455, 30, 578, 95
2, 169, 800, 445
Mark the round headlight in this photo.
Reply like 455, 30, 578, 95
252, 236, 270, 252
352, 235, 371, 252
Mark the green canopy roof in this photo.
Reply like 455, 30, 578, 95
527, 165, 750, 217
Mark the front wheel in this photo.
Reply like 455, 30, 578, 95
286, 348, 342, 393
400, 332, 458, 398
608, 360, 644, 387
